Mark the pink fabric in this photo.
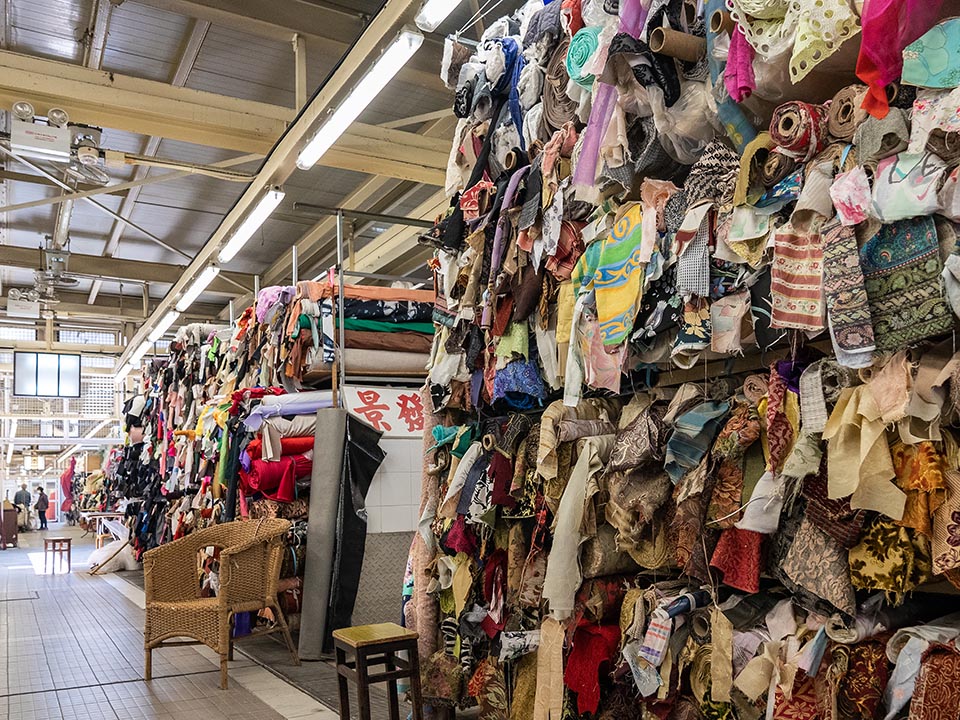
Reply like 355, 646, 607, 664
570, 0, 651, 190
724, 26, 756, 103
856, 0, 946, 118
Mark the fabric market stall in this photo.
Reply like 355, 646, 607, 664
399, 1, 960, 719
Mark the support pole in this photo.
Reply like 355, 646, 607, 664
336, 209, 346, 404
291, 244, 299, 286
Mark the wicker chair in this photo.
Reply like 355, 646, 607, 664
143, 518, 300, 689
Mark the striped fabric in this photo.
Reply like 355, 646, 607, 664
770, 223, 825, 332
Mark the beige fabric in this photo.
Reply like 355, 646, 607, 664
711, 606, 734, 702
542, 435, 614, 620
534, 618, 565, 720
822, 385, 905, 521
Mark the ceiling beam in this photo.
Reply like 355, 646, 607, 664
91, 17, 211, 305
0, 170, 130, 197
0, 294, 226, 324
0, 50, 449, 181
124, 0, 443, 90
262, 115, 456, 287
127, 0, 363, 44
113, 0, 424, 372
0, 244, 253, 293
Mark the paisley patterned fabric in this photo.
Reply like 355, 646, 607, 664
838, 639, 890, 720
707, 402, 762, 528
859, 217, 952, 352
782, 514, 856, 616
821, 218, 875, 357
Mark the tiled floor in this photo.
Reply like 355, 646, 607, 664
0, 526, 337, 720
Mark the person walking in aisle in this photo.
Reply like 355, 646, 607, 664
13, 483, 31, 530
35, 487, 49, 530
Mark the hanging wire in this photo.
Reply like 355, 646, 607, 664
457, 0, 509, 36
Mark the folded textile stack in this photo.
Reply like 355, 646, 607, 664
407, 2, 960, 717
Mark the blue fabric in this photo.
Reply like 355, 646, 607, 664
664, 400, 731, 484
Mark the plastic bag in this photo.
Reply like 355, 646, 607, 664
648, 81, 720, 164
88, 540, 139, 573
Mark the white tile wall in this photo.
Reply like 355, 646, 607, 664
365, 437, 422, 534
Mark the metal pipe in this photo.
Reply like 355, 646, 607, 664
338, 270, 431, 284
336, 209, 346, 403
291, 245, 299, 285
254, 274, 261, 297
0, 145, 191, 260
293, 202, 434, 228
229, 300, 235, 327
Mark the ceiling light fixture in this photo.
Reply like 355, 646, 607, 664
217, 187, 285, 263
295, 28, 424, 170
46, 108, 69, 128
148, 310, 180, 343
175, 265, 221, 312
129, 339, 152, 365
415, 0, 465, 32
12, 101, 34, 122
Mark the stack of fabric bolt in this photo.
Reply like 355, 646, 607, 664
406, 1, 960, 718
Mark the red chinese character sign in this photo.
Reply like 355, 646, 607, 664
343, 386, 424, 437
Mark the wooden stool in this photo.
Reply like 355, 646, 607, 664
96, 533, 112, 549
333, 622, 424, 720
44, 537, 72, 573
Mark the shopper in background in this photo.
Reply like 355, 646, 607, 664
13, 483, 30, 511
13, 483, 31, 531
34, 487, 48, 530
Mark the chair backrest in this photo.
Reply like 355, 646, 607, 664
215, 519, 291, 609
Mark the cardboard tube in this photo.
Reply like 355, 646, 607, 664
710, 9, 735, 35
649, 27, 707, 63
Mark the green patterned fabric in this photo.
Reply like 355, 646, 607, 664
859, 217, 952, 352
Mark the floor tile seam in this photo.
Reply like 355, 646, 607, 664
0, 669, 222, 699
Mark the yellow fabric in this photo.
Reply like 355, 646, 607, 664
533, 617, 565, 720
822, 385, 906, 520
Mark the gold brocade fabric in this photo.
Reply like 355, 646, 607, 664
848, 516, 933, 602
890, 441, 947, 537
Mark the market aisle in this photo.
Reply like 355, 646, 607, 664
0, 526, 337, 720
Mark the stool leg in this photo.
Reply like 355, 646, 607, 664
356, 648, 372, 720
385, 651, 400, 720
336, 645, 351, 720
67, 543, 71, 572
408, 644, 425, 720
44, 548, 48, 574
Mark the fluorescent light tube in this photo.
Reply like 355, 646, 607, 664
415, 0, 464, 32
218, 187, 285, 263
114, 363, 133, 384
148, 310, 180, 343
176, 265, 221, 312
296, 29, 424, 170
130, 339, 152, 365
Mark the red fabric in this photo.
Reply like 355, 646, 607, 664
239, 454, 311, 503
229, 387, 286, 415
245, 436, 315, 461
710, 527, 763, 593
765, 364, 794, 474
856, 0, 946, 118
59, 456, 75, 512
561, 0, 584, 36
481, 550, 508, 638
445, 514, 479, 555
488, 452, 517, 508
564, 621, 621, 715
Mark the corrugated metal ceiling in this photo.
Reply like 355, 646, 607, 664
0, 0, 520, 330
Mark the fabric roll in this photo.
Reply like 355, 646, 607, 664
298, 408, 346, 660
770, 223, 825, 332
927, 128, 960, 164
733, 132, 774, 206
827, 85, 869, 141
565, 26, 601, 89
769, 101, 829, 162
542, 40, 579, 132
855, 108, 910, 164
759, 149, 796, 187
